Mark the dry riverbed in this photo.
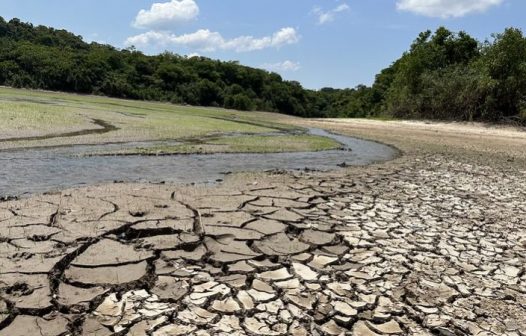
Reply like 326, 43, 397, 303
0, 119, 525, 336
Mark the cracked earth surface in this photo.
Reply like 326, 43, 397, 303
0, 152, 525, 335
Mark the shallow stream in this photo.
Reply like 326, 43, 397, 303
0, 128, 398, 197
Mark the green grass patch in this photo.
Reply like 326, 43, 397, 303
0, 99, 92, 136
209, 134, 341, 153
0, 87, 301, 147
91, 134, 342, 156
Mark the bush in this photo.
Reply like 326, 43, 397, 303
419, 67, 495, 121
225, 94, 254, 111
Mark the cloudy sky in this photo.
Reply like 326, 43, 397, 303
0, 0, 524, 89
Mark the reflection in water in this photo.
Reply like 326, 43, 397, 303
0, 128, 398, 197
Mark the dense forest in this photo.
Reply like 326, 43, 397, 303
1, 17, 525, 122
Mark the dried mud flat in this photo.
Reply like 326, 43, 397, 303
1, 122, 526, 336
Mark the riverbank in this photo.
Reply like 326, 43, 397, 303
305, 118, 526, 167
0, 120, 525, 336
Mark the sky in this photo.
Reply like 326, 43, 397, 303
0, 0, 525, 89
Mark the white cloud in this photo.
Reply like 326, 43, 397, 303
396, 0, 503, 18
125, 27, 300, 53
262, 60, 301, 72
313, 3, 350, 25
133, 0, 199, 29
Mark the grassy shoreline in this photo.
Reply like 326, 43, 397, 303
84, 134, 343, 156
0, 87, 336, 154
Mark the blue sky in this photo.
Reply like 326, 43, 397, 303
0, 0, 525, 89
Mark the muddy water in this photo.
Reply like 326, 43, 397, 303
0, 128, 398, 197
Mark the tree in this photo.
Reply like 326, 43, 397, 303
480, 28, 526, 118
2, 15, 526, 121
225, 93, 254, 111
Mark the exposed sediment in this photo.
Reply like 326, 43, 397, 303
0, 151, 525, 335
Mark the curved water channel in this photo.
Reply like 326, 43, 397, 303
0, 128, 399, 197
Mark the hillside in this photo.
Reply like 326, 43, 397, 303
1, 17, 525, 122
0, 17, 319, 117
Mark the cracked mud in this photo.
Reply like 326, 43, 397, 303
0, 154, 525, 335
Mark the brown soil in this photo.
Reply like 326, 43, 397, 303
0, 119, 525, 336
